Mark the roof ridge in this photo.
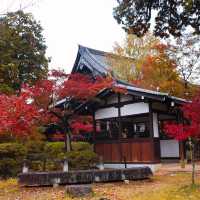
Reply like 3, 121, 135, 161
83, 47, 109, 73
78, 44, 135, 61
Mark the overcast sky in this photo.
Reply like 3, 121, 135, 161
0, 0, 125, 72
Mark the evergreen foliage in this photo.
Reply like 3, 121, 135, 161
0, 10, 49, 93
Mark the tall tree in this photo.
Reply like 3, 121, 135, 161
137, 43, 184, 97
0, 70, 115, 151
0, 10, 49, 93
113, 0, 200, 38
109, 34, 186, 97
166, 34, 200, 98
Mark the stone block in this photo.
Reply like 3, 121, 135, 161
66, 184, 92, 197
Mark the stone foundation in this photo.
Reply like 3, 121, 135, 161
103, 163, 162, 173
18, 167, 152, 186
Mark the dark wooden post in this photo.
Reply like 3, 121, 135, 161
179, 141, 185, 162
178, 109, 185, 162
117, 93, 123, 162
92, 111, 97, 152
117, 93, 122, 138
148, 102, 154, 138
148, 102, 161, 162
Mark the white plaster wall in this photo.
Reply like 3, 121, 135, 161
95, 107, 118, 120
121, 102, 149, 116
153, 113, 159, 138
160, 140, 179, 158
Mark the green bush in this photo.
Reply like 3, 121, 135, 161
43, 142, 97, 170
0, 141, 98, 178
0, 158, 19, 178
25, 140, 45, 155
72, 141, 93, 151
25, 140, 47, 171
0, 143, 27, 160
44, 142, 65, 159
66, 150, 98, 170
0, 143, 27, 178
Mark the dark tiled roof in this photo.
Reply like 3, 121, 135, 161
70, 45, 187, 105
72, 45, 134, 76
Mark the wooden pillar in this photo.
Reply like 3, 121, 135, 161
178, 109, 185, 161
117, 93, 123, 162
179, 141, 185, 161
117, 93, 122, 138
92, 111, 96, 152
148, 102, 161, 162
148, 102, 154, 138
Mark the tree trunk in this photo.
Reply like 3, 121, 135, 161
192, 158, 195, 185
180, 141, 185, 168
63, 125, 72, 152
66, 134, 71, 152
63, 128, 71, 152
189, 138, 195, 185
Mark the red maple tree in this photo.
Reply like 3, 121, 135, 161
165, 91, 200, 184
0, 71, 114, 151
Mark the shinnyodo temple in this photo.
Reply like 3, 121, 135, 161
61, 45, 187, 171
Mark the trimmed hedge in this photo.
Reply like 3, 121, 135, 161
0, 142, 97, 178
0, 143, 27, 178
66, 150, 98, 170
43, 142, 97, 170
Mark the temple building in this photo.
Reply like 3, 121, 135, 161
70, 45, 186, 171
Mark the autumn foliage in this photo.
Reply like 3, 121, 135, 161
111, 34, 199, 99
133, 43, 184, 97
165, 92, 200, 141
0, 71, 114, 144
0, 93, 40, 137
164, 91, 200, 184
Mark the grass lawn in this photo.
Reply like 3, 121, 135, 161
0, 172, 200, 200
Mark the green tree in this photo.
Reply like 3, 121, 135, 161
113, 0, 200, 38
0, 10, 49, 93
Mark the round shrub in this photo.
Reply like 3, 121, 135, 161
0, 143, 27, 159
25, 140, 47, 171
44, 142, 97, 170
0, 141, 98, 177
44, 142, 65, 159
66, 150, 98, 170
72, 142, 93, 151
0, 143, 27, 178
